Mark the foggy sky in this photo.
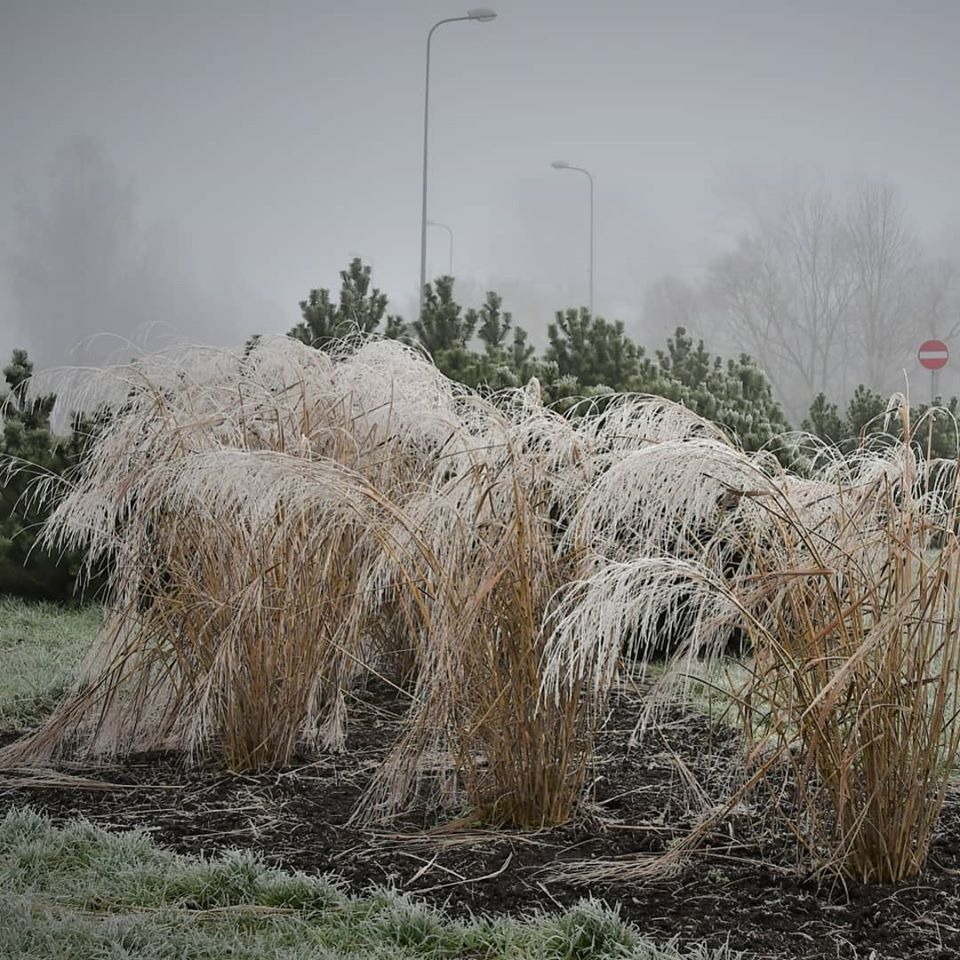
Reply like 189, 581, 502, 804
2, 0, 959, 371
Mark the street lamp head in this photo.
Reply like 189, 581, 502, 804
467, 8, 497, 22
551, 160, 571, 169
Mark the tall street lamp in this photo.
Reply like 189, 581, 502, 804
551, 160, 594, 317
427, 219, 454, 277
419, 8, 497, 313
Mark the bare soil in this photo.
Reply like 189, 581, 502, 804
2, 682, 958, 960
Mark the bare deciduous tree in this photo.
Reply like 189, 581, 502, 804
844, 180, 919, 391
710, 177, 954, 416
911, 259, 959, 340
709, 184, 856, 418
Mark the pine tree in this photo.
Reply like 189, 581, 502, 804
0, 350, 92, 600
288, 258, 391, 347
507, 327, 537, 384
545, 308, 642, 390
629, 328, 790, 452
471, 292, 513, 357
803, 394, 845, 443
802, 384, 958, 459
413, 276, 477, 354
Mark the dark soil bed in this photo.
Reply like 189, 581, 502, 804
2, 682, 959, 960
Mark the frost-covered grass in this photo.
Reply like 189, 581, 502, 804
0, 599, 734, 959
646, 659, 753, 731
0, 809, 735, 960
0, 599, 100, 730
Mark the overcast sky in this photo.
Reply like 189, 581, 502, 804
1, 0, 959, 368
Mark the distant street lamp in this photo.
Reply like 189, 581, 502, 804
551, 160, 595, 316
419, 8, 497, 312
427, 219, 454, 277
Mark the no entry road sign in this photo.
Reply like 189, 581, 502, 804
919, 339, 949, 371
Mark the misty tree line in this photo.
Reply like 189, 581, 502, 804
284, 179, 960, 431
7, 137, 956, 415
2, 139, 959, 601
697, 179, 958, 420
8, 138, 957, 416
1, 255, 955, 603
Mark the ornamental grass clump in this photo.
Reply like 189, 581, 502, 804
0, 337, 460, 769
358, 395, 735, 826
545, 399, 960, 883
360, 390, 601, 826
742, 408, 960, 883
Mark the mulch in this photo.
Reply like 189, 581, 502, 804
1, 682, 959, 960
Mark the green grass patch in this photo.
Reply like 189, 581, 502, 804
0, 598, 101, 730
0, 809, 737, 960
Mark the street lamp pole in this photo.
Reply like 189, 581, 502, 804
551, 160, 594, 316
419, 9, 497, 314
427, 219, 454, 276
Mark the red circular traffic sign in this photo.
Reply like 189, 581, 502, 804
919, 339, 949, 371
